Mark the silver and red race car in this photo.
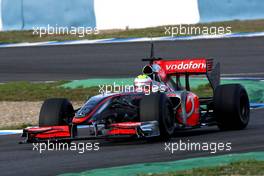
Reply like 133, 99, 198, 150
21, 45, 250, 143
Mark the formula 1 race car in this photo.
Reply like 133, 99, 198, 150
21, 44, 250, 143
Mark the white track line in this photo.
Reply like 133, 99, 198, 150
0, 32, 264, 48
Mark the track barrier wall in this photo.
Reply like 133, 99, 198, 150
198, 0, 264, 22
0, 0, 96, 31
94, 0, 199, 29
0, 0, 264, 31
0, 0, 3, 30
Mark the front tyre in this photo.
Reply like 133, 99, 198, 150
140, 93, 175, 138
39, 98, 75, 127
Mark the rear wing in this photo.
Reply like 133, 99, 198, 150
154, 58, 220, 90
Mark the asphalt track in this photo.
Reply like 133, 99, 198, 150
0, 108, 263, 176
0, 36, 264, 82
0, 37, 264, 176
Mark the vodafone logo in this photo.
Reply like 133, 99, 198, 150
165, 61, 206, 71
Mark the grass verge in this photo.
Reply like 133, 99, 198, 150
0, 81, 212, 101
143, 160, 264, 176
0, 81, 99, 101
1, 19, 264, 43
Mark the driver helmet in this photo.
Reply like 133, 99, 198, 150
134, 74, 152, 93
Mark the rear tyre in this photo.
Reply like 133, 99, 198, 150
39, 98, 75, 127
140, 93, 175, 138
213, 84, 250, 130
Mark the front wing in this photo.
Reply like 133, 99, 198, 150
21, 121, 160, 143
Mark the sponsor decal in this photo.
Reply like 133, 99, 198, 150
162, 59, 207, 73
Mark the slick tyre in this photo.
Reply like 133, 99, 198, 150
39, 98, 75, 127
140, 93, 175, 138
213, 84, 250, 130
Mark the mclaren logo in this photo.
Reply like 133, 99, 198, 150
165, 61, 206, 71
